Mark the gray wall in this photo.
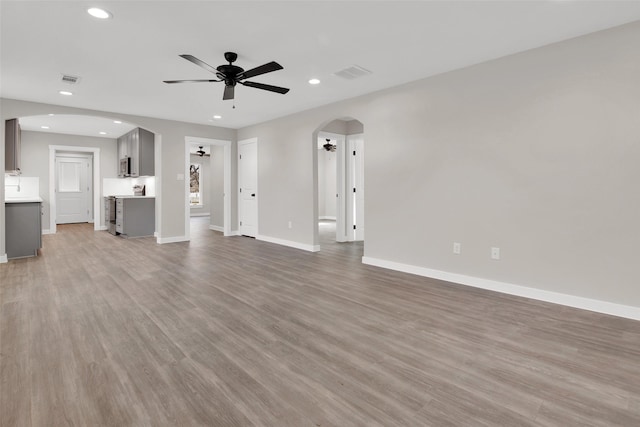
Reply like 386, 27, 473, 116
20, 131, 118, 230
238, 21, 640, 308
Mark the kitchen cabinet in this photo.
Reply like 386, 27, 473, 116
5, 118, 21, 174
5, 201, 42, 259
115, 197, 155, 237
117, 127, 155, 177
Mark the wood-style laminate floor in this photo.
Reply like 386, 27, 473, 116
1, 218, 640, 426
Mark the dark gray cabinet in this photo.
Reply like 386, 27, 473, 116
115, 197, 155, 237
117, 127, 155, 177
6, 201, 42, 259
5, 118, 21, 174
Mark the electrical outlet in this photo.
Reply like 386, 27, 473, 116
288, 221, 292, 229
453, 242, 461, 254
491, 247, 500, 260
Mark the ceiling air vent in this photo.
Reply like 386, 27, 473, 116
61, 74, 81, 84
333, 65, 372, 80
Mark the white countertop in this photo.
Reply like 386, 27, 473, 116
5, 197, 44, 203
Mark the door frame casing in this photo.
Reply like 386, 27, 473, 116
55, 153, 93, 225
237, 137, 258, 237
49, 145, 101, 234
184, 136, 232, 240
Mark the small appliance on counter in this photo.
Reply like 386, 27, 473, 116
133, 185, 145, 196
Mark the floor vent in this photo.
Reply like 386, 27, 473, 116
61, 74, 81, 84
333, 65, 372, 80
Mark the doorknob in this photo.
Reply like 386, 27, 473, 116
251, 193, 256, 197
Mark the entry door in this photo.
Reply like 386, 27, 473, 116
238, 139, 257, 237
56, 155, 92, 224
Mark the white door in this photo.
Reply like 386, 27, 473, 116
238, 139, 257, 237
347, 134, 365, 241
55, 155, 92, 224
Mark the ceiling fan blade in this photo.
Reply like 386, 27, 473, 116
238, 61, 283, 80
223, 85, 235, 100
240, 80, 290, 94
179, 54, 219, 74
163, 79, 221, 84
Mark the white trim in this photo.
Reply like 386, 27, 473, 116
95, 226, 107, 231
209, 225, 224, 232
0, 253, 7, 263
157, 235, 188, 244
49, 145, 101, 233
42, 229, 54, 235
319, 216, 337, 220
229, 230, 241, 236
257, 234, 320, 252
185, 137, 232, 241
361, 256, 640, 321
190, 212, 210, 217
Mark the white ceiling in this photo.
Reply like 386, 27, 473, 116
3, 1, 640, 134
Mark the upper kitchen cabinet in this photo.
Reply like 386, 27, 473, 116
117, 127, 155, 177
5, 118, 21, 174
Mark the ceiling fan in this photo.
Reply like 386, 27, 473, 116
164, 51, 290, 101
195, 146, 209, 157
323, 139, 336, 152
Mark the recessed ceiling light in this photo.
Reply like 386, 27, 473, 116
48, 113, 55, 116
59, 90, 73, 96
309, 78, 321, 85
113, 120, 122, 124
213, 115, 222, 119
87, 8, 112, 19
41, 126, 50, 129
99, 131, 107, 135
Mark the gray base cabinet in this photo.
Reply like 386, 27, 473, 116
6, 202, 42, 259
116, 197, 155, 238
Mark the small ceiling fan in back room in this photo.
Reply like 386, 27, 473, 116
164, 51, 290, 104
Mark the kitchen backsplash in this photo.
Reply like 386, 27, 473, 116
4, 175, 40, 198
103, 176, 156, 197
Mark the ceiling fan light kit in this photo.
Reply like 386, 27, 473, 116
164, 51, 290, 102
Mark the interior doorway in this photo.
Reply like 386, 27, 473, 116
184, 136, 232, 240
314, 119, 364, 250
55, 153, 93, 224
48, 145, 101, 234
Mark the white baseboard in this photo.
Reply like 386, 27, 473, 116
256, 234, 320, 252
227, 230, 241, 236
190, 213, 210, 217
0, 253, 7, 263
319, 216, 336, 221
361, 256, 640, 321
154, 231, 158, 238
209, 225, 224, 232
157, 235, 189, 244
42, 229, 53, 235
95, 225, 108, 231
